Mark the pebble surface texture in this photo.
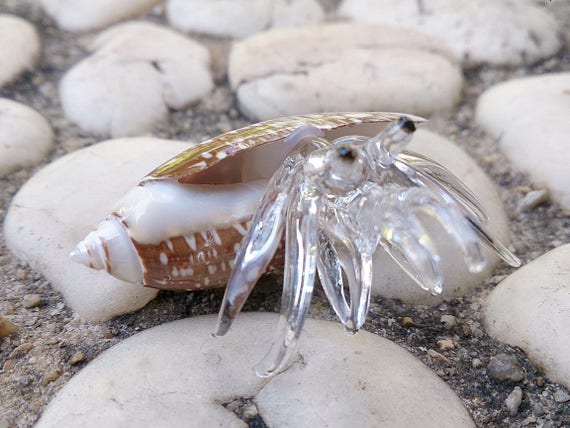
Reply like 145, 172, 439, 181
36, 313, 475, 428
0, 1, 569, 427
38, 0, 161, 31
167, 0, 324, 38
485, 244, 570, 390
229, 23, 463, 120
4, 138, 193, 321
60, 21, 213, 137
476, 72, 570, 211
0, 14, 40, 87
338, 0, 563, 67
0, 98, 53, 177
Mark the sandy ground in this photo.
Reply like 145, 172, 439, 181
0, 1, 569, 427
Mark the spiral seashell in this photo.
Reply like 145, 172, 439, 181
71, 113, 425, 291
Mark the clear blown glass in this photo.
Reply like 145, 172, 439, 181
215, 116, 521, 376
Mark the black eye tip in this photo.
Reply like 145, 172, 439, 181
398, 117, 416, 134
337, 146, 355, 160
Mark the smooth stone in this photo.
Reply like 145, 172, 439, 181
60, 22, 213, 137
338, 0, 562, 67
505, 386, 523, 415
476, 73, 570, 210
36, 313, 475, 427
0, 98, 54, 177
484, 244, 570, 389
4, 138, 194, 321
229, 23, 463, 121
0, 15, 40, 87
487, 353, 525, 382
38, 0, 161, 31
167, 0, 324, 39
371, 129, 512, 304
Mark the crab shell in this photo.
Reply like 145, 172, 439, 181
71, 113, 425, 291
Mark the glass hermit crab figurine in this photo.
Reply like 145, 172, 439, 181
71, 113, 520, 377
214, 115, 520, 377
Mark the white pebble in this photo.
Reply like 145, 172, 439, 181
230, 23, 463, 121
4, 138, 194, 321
0, 98, 53, 177
338, 0, 562, 67
167, 0, 324, 38
372, 129, 512, 304
38, 0, 161, 31
476, 73, 570, 210
36, 313, 475, 427
60, 22, 213, 137
485, 244, 570, 389
0, 15, 40, 87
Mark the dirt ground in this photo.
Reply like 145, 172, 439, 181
0, 1, 569, 427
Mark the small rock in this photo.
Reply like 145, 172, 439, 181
487, 354, 525, 382
2, 359, 16, 371
476, 73, 570, 210
22, 294, 41, 308
230, 22, 463, 120
553, 389, 570, 403
437, 339, 455, 351
0, 98, 54, 178
42, 368, 63, 385
505, 386, 523, 415
69, 351, 85, 365
167, 0, 324, 38
427, 349, 451, 366
472, 358, 482, 369
10, 342, 33, 358
0, 316, 18, 338
517, 189, 550, 213
14, 268, 28, 280
5, 138, 192, 321
38, 0, 161, 31
242, 403, 258, 419
440, 315, 456, 329
60, 22, 213, 137
485, 245, 570, 389
402, 316, 416, 327
536, 376, 545, 387
338, 0, 562, 67
0, 15, 40, 87
0, 302, 15, 315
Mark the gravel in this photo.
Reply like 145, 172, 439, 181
1, 1, 569, 427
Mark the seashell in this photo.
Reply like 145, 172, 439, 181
70, 113, 425, 291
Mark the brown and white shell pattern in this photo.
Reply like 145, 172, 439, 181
71, 112, 425, 291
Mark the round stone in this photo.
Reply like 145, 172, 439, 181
371, 129, 513, 304
167, 0, 324, 38
338, 0, 562, 67
0, 14, 40, 87
476, 73, 570, 210
229, 22, 463, 120
0, 98, 54, 178
4, 138, 194, 321
60, 22, 213, 137
484, 244, 570, 389
36, 313, 475, 427
38, 0, 161, 31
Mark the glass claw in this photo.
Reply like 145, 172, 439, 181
255, 191, 319, 377
396, 151, 489, 223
